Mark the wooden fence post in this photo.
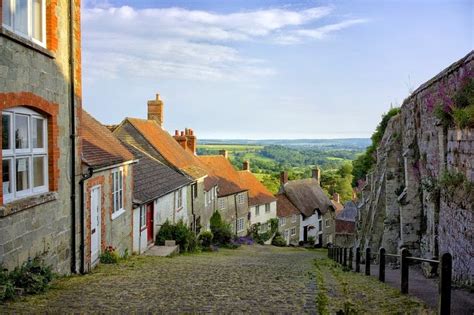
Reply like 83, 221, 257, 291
356, 247, 361, 272
379, 248, 385, 282
439, 253, 452, 315
338, 247, 342, 264
349, 247, 353, 270
365, 247, 371, 276
401, 248, 409, 294
342, 247, 347, 267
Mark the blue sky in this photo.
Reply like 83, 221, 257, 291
82, 0, 473, 139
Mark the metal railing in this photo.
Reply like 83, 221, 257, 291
328, 246, 452, 315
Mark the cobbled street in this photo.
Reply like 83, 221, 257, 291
2, 246, 319, 313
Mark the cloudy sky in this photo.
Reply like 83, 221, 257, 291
82, 0, 473, 139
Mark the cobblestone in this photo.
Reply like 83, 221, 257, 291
2, 246, 319, 313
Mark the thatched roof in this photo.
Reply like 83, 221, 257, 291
282, 178, 334, 217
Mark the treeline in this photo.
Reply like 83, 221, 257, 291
352, 107, 401, 186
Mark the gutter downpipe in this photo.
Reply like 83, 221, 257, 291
69, 0, 78, 274
79, 167, 94, 274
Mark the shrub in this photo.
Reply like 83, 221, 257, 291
271, 232, 287, 247
155, 220, 198, 253
452, 105, 474, 129
100, 246, 120, 264
307, 236, 316, 245
233, 236, 254, 245
210, 211, 233, 246
9, 257, 54, 295
198, 231, 214, 248
0, 268, 15, 301
155, 220, 175, 246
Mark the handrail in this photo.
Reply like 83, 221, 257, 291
385, 253, 400, 258
406, 257, 439, 264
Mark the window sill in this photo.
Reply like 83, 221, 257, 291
0, 27, 54, 59
0, 192, 58, 217
176, 206, 183, 212
111, 208, 126, 221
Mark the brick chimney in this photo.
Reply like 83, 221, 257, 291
243, 160, 250, 171
148, 94, 164, 127
185, 128, 197, 155
219, 150, 228, 159
174, 130, 188, 150
312, 167, 321, 185
280, 171, 288, 186
333, 193, 340, 204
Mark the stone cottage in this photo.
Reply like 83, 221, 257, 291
199, 151, 249, 236
334, 201, 357, 247
80, 110, 135, 271
275, 193, 301, 245
112, 94, 218, 234
0, 0, 82, 274
112, 120, 193, 253
278, 170, 335, 246
237, 161, 277, 231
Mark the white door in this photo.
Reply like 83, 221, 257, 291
91, 185, 101, 265
284, 229, 290, 245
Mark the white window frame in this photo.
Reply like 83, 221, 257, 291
2, 107, 48, 203
2, 0, 47, 47
291, 227, 296, 236
237, 193, 245, 205
218, 198, 225, 210
255, 205, 260, 216
111, 167, 125, 220
325, 219, 330, 228
140, 206, 146, 230
292, 214, 297, 223
176, 188, 183, 210
237, 217, 245, 233
280, 217, 286, 227
265, 203, 270, 213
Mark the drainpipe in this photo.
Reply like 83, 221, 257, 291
234, 194, 238, 237
69, 0, 78, 274
79, 167, 94, 274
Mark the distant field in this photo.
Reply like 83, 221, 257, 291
198, 144, 264, 151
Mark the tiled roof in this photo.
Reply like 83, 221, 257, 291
81, 110, 134, 169
237, 171, 276, 206
282, 178, 334, 217
336, 220, 355, 234
276, 193, 300, 217
336, 201, 358, 222
126, 118, 209, 180
198, 155, 247, 197
122, 143, 192, 204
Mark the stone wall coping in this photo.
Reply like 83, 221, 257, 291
0, 27, 55, 59
0, 192, 58, 218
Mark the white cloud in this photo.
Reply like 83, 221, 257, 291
82, 5, 366, 81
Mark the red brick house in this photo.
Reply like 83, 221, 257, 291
81, 110, 136, 271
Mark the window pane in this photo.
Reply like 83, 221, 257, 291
32, 118, 44, 149
2, 0, 12, 27
16, 157, 30, 191
2, 114, 11, 150
2, 159, 12, 195
15, 114, 29, 149
33, 0, 43, 42
14, 0, 28, 35
33, 156, 45, 187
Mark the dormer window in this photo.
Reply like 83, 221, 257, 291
2, 0, 46, 46
2, 107, 48, 203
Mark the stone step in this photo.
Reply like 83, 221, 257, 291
145, 245, 179, 257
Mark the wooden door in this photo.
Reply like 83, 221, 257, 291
303, 226, 308, 242
146, 203, 154, 244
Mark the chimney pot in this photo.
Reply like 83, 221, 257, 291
243, 161, 250, 171
147, 93, 164, 127
175, 130, 179, 136
333, 193, 340, 204
280, 171, 288, 186
312, 167, 321, 184
181, 131, 185, 136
